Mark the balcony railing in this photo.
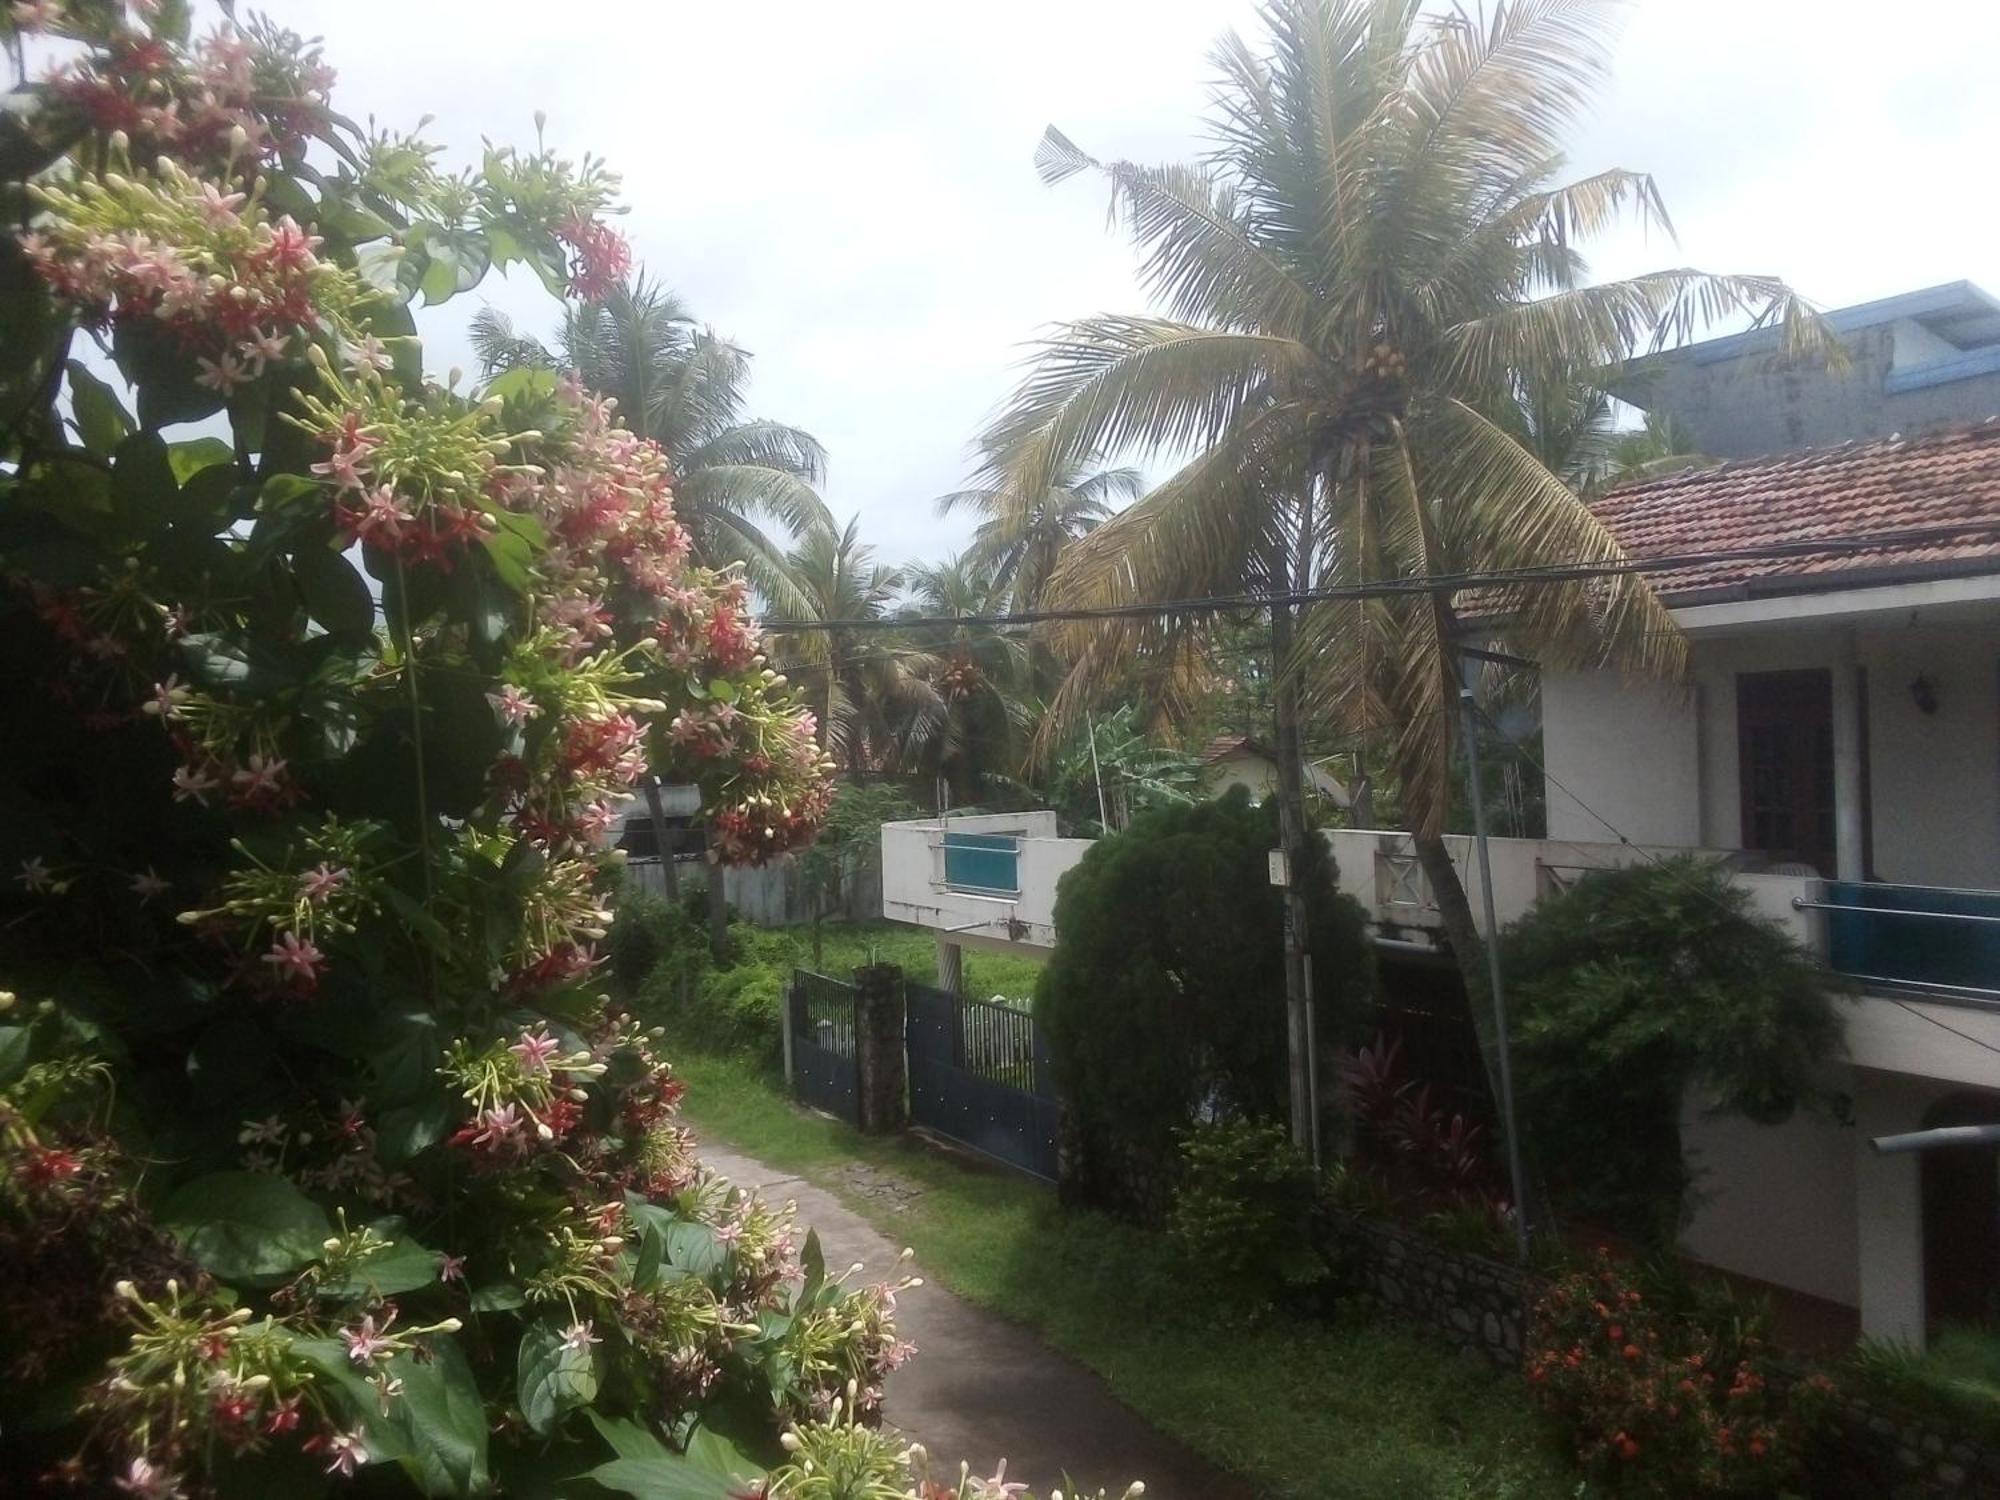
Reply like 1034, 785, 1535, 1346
1806, 881, 2000, 998
939, 832, 1021, 896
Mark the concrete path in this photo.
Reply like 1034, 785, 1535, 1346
701, 1141, 1255, 1500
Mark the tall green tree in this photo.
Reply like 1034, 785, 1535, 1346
766, 516, 920, 773
896, 553, 1033, 805
984, 0, 1830, 1112
935, 458, 1142, 611
471, 276, 830, 610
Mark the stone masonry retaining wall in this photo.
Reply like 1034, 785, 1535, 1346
1328, 1211, 2000, 1497
1329, 1210, 1538, 1371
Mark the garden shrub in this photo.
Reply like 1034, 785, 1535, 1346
1503, 858, 1846, 1244
1168, 1119, 1331, 1305
605, 880, 674, 989
1845, 1325, 2000, 1446
1036, 789, 1370, 1214
1526, 1253, 1833, 1497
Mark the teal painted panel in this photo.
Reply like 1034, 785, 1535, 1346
1825, 882, 2000, 993
943, 832, 1019, 895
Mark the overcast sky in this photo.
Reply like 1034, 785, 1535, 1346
272, 0, 2000, 563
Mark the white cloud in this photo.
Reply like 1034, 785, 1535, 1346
272, 0, 2000, 561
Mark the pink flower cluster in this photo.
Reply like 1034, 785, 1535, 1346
43, 20, 335, 168
316, 413, 495, 565
22, 193, 323, 366
555, 213, 632, 303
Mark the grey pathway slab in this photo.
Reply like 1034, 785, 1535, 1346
700, 1141, 1256, 1500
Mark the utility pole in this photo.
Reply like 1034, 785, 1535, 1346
1269, 600, 1314, 1153
1458, 680, 1532, 1263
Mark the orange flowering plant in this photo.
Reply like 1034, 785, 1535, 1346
1525, 1254, 1834, 1497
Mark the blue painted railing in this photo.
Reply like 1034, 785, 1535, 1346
942, 832, 1020, 896
1822, 881, 2000, 995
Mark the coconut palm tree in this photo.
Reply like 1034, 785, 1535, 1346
895, 554, 1034, 805
470, 275, 830, 611
982, 0, 1831, 1108
765, 516, 919, 774
934, 460, 1143, 611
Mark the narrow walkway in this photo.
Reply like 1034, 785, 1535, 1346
701, 1141, 1255, 1500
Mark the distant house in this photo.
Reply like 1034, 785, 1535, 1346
1617, 280, 2000, 460
1333, 414, 2000, 1348
1196, 734, 1349, 806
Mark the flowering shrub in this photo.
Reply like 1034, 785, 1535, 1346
765, 1393, 1147, 1500
0, 5, 908, 1495
1525, 1255, 1830, 1496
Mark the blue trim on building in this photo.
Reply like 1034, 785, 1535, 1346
1884, 344, 2000, 395
1684, 280, 2000, 367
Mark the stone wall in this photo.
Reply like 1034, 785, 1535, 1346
1328, 1210, 1539, 1370
1811, 1391, 2000, 1499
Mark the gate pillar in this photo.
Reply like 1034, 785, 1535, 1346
853, 963, 908, 1134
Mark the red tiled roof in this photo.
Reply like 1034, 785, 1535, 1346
1590, 418, 2000, 604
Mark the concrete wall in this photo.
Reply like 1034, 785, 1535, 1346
1202, 755, 1280, 802
1542, 670, 1704, 847
1640, 324, 2000, 459
1544, 610, 2000, 887
879, 816, 1090, 953
1680, 1093, 1860, 1308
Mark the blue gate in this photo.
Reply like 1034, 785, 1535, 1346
906, 982, 1059, 1182
789, 971, 859, 1123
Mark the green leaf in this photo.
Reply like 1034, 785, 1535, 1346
295, 1335, 490, 1497
110, 431, 179, 529
317, 1219, 440, 1298
469, 1282, 526, 1313
111, 318, 225, 429
295, 543, 376, 636
625, 1201, 725, 1282
158, 1171, 333, 1281
377, 1095, 451, 1162
517, 1320, 599, 1437
171, 462, 242, 531
480, 526, 536, 593
0, 1026, 30, 1087
67, 361, 131, 457
481, 366, 557, 406
261, 472, 323, 511
584, 1415, 755, 1500
167, 436, 236, 484
633, 1224, 663, 1289
485, 222, 525, 271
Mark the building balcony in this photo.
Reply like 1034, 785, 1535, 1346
880, 814, 1095, 954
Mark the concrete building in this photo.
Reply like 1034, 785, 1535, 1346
1618, 280, 2000, 460
1337, 417, 2000, 1347
1196, 734, 1349, 807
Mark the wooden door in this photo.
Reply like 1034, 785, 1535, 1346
1737, 668, 1836, 876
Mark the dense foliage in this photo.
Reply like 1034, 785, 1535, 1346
0, 8, 951, 1495
1167, 1119, 1330, 1306
1035, 790, 1369, 1213
1502, 859, 1846, 1242
1527, 1254, 1832, 1497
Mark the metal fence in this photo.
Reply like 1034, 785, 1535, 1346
905, 981, 1059, 1181
788, 971, 859, 1122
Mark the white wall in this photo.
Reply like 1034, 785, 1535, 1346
1204, 755, 1280, 802
879, 816, 1089, 953
1546, 607, 2000, 889
1679, 1093, 1860, 1307
1541, 671, 1703, 847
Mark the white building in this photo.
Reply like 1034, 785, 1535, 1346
1338, 417, 2000, 1347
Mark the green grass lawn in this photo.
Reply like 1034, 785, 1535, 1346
755, 920, 1044, 1003
673, 1050, 1581, 1500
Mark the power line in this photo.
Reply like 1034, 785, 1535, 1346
761, 520, 2000, 634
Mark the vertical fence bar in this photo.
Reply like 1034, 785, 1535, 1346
781, 973, 796, 1089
